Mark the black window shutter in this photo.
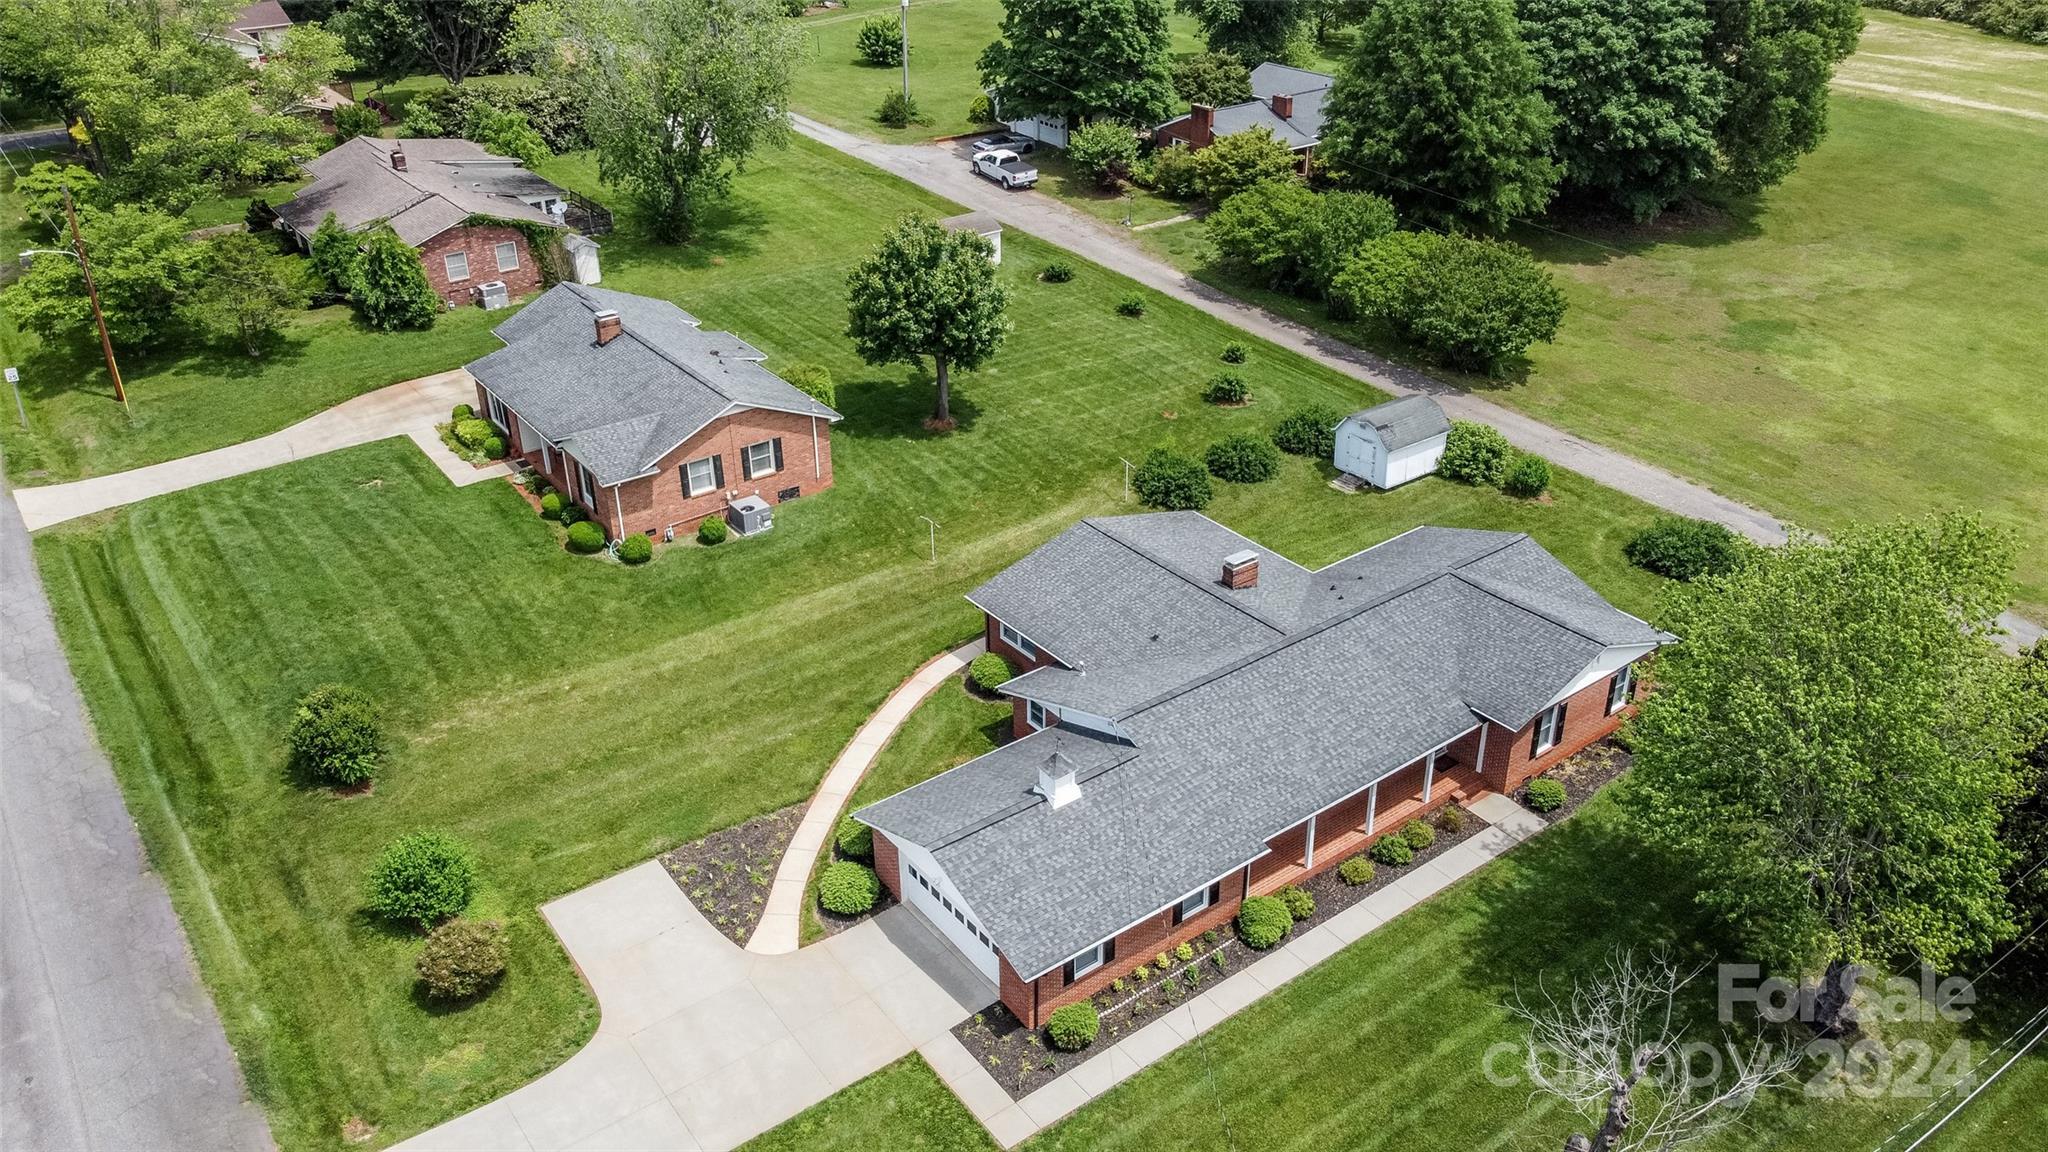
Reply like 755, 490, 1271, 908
1102, 938, 1116, 965
1556, 702, 1568, 742
678, 464, 690, 497
1171, 903, 1183, 927
1208, 882, 1222, 905
1063, 960, 1075, 985
739, 448, 753, 481
712, 454, 725, 488
1532, 715, 1545, 757
771, 437, 784, 471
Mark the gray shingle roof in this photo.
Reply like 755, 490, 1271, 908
1344, 394, 1450, 451
1156, 63, 1334, 151
465, 284, 840, 485
857, 515, 1664, 979
275, 137, 565, 247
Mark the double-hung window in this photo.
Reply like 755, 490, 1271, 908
742, 438, 781, 480
1533, 701, 1567, 756
1065, 936, 1113, 984
444, 251, 470, 281
683, 454, 723, 498
1606, 664, 1634, 714
485, 393, 510, 428
494, 241, 520, 272
1025, 700, 1047, 731
578, 462, 597, 506
998, 621, 1040, 661
1172, 883, 1221, 925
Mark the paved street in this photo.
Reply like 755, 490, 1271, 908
0, 483, 271, 1152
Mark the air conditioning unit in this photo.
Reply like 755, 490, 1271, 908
726, 495, 773, 537
477, 280, 510, 310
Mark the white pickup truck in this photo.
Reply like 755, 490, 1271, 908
971, 148, 1038, 189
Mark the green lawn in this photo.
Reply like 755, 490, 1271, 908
749, 798, 2048, 1152
744, 1053, 996, 1152
35, 134, 1676, 1151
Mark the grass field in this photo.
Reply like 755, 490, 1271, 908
747, 798, 2048, 1152
35, 135, 1677, 1150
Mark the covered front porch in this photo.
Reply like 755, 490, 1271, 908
1250, 740, 1487, 897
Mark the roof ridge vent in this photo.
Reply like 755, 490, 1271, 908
1036, 738, 1082, 810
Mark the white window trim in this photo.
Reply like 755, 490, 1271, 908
684, 456, 718, 497
1069, 940, 1105, 978
1607, 665, 1634, 715
1177, 886, 1211, 919
1025, 700, 1046, 730
744, 439, 778, 479
444, 251, 470, 281
999, 621, 1040, 660
1534, 703, 1564, 755
494, 240, 520, 272
578, 463, 595, 505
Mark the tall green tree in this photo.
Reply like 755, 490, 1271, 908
184, 233, 313, 356
844, 216, 1011, 428
1517, 0, 1726, 220
330, 0, 515, 85
1170, 50, 1253, 107
348, 226, 441, 331
2, 204, 207, 349
1175, 0, 1312, 62
1623, 514, 2035, 1030
1705, 0, 1862, 196
254, 21, 354, 112
512, 0, 801, 243
979, 0, 1177, 127
1319, 0, 1557, 232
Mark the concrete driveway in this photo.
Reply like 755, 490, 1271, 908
397, 861, 994, 1152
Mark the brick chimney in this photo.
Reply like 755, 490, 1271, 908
1271, 92, 1294, 119
1190, 103, 1215, 148
1223, 549, 1259, 590
390, 145, 407, 172
593, 309, 622, 345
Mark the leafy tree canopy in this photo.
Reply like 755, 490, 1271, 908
1171, 50, 1253, 108
348, 226, 441, 331
1330, 230, 1565, 373
330, 0, 515, 85
1065, 120, 1140, 187
254, 21, 355, 113
1705, 0, 1862, 196
844, 215, 1011, 426
1175, 0, 1312, 63
979, 0, 1177, 127
1190, 126, 1298, 202
184, 233, 313, 357
1, 204, 207, 349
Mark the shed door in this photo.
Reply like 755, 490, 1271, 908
1346, 431, 1379, 480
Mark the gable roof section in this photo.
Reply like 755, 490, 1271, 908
465, 284, 840, 486
1345, 394, 1450, 451
275, 137, 565, 247
1158, 63, 1335, 150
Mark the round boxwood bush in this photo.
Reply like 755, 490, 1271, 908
1040, 261, 1074, 283
1623, 515, 1747, 582
1439, 420, 1512, 487
1270, 404, 1340, 457
1221, 342, 1247, 365
1202, 372, 1249, 405
452, 403, 475, 421
539, 492, 564, 520
1525, 777, 1568, 813
834, 816, 873, 861
366, 832, 476, 927
1401, 818, 1436, 851
1338, 855, 1375, 886
697, 515, 729, 546
1046, 1001, 1100, 1051
1276, 883, 1315, 922
1434, 805, 1466, 834
482, 436, 508, 460
1370, 833, 1414, 867
969, 651, 1014, 693
1205, 434, 1280, 484
1502, 453, 1551, 498
416, 918, 508, 1001
566, 520, 606, 554
454, 418, 495, 450
617, 533, 653, 565
1115, 294, 1146, 317
286, 684, 383, 787
1133, 447, 1213, 510
1236, 894, 1292, 949
818, 860, 880, 915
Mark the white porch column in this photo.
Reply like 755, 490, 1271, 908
1304, 815, 1317, 870
1423, 747, 1438, 803
1365, 781, 1378, 835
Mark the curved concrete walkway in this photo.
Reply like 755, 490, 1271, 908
749, 638, 986, 955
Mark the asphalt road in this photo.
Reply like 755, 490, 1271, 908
0, 482, 271, 1151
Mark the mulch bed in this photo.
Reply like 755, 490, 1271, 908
953, 801, 1486, 1101
1513, 737, 1632, 822
808, 845, 898, 941
660, 803, 803, 947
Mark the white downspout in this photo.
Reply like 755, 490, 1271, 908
612, 485, 624, 540
1366, 782, 1378, 836
1476, 724, 1490, 790
1303, 815, 1316, 870
811, 415, 821, 479
1423, 747, 1437, 804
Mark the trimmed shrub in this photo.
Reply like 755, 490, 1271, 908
784, 361, 835, 407
877, 90, 923, 129
1439, 420, 1513, 487
1434, 805, 1466, 834
1271, 404, 1340, 457
617, 533, 653, 565
482, 436, 507, 460
365, 832, 476, 927
452, 403, 474, 421
454, 418, 495, 450
287, 684, 382, 786
967, 92, 994, 125
1502, 453, 1551, 498
1236, 895, 1292, 949
539, 492, 564, 520
818, 861, 880, 915
1370, 834, 1414, 866
1401, 819, 1436, 851
1191, 126, 1296, 202
333, 101, 383, 142
1115, 294, 1146, 317
1624, 516, 1747, 582
834, 816, 874, 861
566, 520, 606, 554
1202, 372, 1249, 405
1205, 179, 1321, 290
1221, 343, 1247, 364
1525, 777, 1568, 813
416, 918, 508, 1001
1338, 855, 1375, 886
1276, 883, 1315, 921
1331, 232, 1565, 374
1133, 447, 1212, 510
1205, 434, 1280, 484
969, 652, 1015, 693
697, 515, 728, 545
1046, 1002, 1100, 1051
1039, 261, 1074, 283
856, 17, 902, 66
1067, 120, 1140, 188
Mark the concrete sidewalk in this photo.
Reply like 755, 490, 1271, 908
12, 369, 494, 530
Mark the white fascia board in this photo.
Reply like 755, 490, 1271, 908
1545, 643, 1658, 710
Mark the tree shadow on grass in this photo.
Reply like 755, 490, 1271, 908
832, 371, 983, 440
593, 192, 774, 278
1518, 195, 1769, 269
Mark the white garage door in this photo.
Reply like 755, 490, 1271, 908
901, 858, 1001, 984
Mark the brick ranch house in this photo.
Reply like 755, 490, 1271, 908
855, 514, 1669, 1029
274, 137, 600, 307
465, 283, 842, 542
1153, 62, 1332, 168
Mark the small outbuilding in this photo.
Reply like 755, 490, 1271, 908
939, 211, 1003, 265
1333, 394, 1449, 489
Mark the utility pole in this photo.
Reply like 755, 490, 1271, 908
899, 0, 911, 104
62, 183, 128, 412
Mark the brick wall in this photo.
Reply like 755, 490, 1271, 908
1480, 666, 1639, 794
605, 407, 833, 541
1007, 696, 1060, 742
1250, 821, 1308, 889
421, 224, 544, 306
873, 831, 902, 903
984, 614, 1053, 671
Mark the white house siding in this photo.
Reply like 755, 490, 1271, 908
894, 839, 1002, 984
1334, 420, 1446, 489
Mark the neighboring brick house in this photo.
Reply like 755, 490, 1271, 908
1153, 62, 1333, 168
274, 137, 597, 307
465, 283, 842, 541
856, 515, 1668, 1028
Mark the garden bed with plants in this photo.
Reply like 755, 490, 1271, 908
1514, 737, 1630, 822
810, 817, 898, 939
438, 405, 511, 468
952, 801, 1483, 1100
660, 803, 804, 946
